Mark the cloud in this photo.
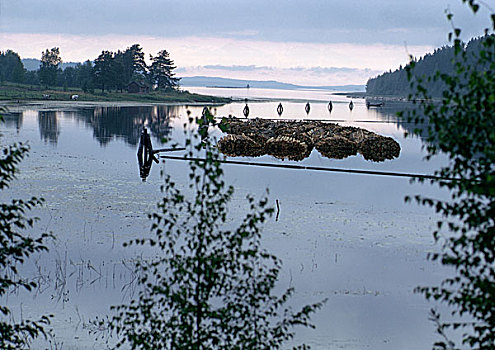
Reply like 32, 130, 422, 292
0, 32, 432, 85
1, 0, 492, 47
220, 30, 260, 38
203, 65, 273, 71
299, 67, 374, 75
177, 65, 383, 86
1, 0, 491, 87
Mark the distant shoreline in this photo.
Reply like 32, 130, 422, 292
0, 82, 231, 104
206, 86, 247, 89
0, 100, 229, 111
180, 76, 365, 92
333, 92, 440, 104
332, 91, 366, 98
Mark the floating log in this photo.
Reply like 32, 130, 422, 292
266, 135, 311, 161
316, 136, 358, 159
217, 134, 265, 157
358, 136, 400, 162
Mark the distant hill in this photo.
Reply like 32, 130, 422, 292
22, 58, 80, 71
366, 36, 489, 97
179, 76, 365, 92
20, 59, 365, 92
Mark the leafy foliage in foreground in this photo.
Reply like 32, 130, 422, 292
402, 2, 495, 349
0, 108, 52, 349
108, 109, 324, 349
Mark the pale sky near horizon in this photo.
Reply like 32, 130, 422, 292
0, 0, 493, 85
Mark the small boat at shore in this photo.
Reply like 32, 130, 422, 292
366, 101, 384, 108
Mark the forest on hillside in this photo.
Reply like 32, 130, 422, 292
0, 44, 180, 93
366, 36, 491, 97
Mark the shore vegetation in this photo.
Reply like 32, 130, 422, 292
0, 82, 230, 104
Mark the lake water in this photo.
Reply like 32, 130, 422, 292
0, 88, 452, 350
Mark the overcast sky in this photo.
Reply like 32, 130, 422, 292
0, 0, 493, 85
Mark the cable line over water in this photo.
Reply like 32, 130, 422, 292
159, 155, 453, 181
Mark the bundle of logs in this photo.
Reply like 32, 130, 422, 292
217, 117, 400, 162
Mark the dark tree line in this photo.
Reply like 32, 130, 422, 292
366, 35, 491, 97
0, 44, 180, 92
0, 50, 25, 84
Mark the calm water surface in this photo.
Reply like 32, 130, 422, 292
0, 88, 452, 350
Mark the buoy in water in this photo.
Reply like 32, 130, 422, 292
305, 102, 310, 114
349, 100, 354, 111
328, 101, 333, 113
243, 104, 250, 117
277, 103, 283, 116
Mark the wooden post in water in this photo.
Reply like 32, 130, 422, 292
243, 103, 250, 118
137, 127, 186, 180
137, 127, 155, 181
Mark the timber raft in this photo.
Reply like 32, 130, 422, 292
217, 117, 401, 162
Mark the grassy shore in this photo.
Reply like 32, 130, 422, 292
0, 82, 231, 104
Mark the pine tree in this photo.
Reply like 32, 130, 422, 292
149, 50, 180, 91
39, 47, 61, 88
0, 50, 25, 83
124, 44, 147, 83
93, 51, 115, 93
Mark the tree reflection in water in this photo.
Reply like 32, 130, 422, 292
365, 100, 430, 139
21, 105, 176, 147
1, 111, 23, 133
38, 111, 60, 145
86, 105, 175, 146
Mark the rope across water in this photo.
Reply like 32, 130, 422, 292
159, 154, 454, 181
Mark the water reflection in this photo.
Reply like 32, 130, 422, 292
85, 106, 176, 146
1, 99, 438, 174
365, 100, 430, 138
1, 112, 23, 132
85, 106, 172, 146
0, 98, 449, 350
4, 105, 178, 147
38, 111, 60, 145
